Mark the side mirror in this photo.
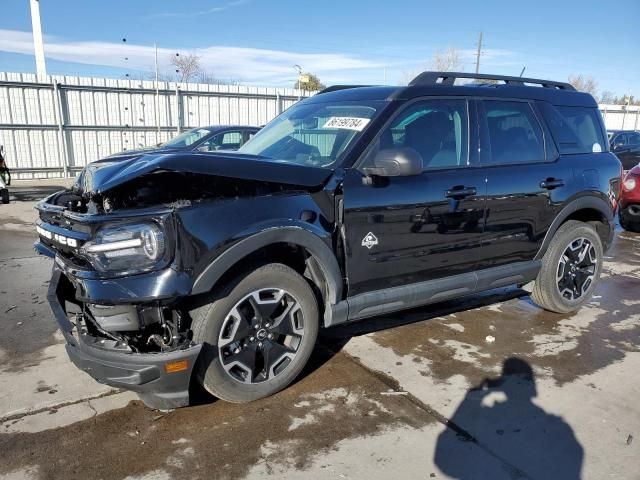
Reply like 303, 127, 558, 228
196, 145, 211, 152
363, 148, 423, 177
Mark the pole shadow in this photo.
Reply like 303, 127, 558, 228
434, 357, 583, 479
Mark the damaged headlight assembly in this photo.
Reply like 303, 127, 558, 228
81, 221, 170, 273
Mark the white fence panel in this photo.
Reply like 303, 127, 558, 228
600, 104, 640, 131
0, 72, 308, 178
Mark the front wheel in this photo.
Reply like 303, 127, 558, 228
531, 221, 603, 313
1, 189, 8, 204
190, 263, 319, 403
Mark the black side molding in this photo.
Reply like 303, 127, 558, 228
327, 260, 541, 327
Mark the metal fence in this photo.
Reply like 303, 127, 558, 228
0, 72, 308, 178
599, 104, 640, 131
1, 71, 639, 179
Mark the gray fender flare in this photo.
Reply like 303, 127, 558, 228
191, 227, 343, 309
535, 195, 614, 260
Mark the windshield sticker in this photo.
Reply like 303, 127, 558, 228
592, 143, 602, 153
323, 117, 371, 131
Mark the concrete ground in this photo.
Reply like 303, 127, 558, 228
0, 179, 639, 480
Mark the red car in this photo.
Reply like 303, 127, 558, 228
620, 164, 640, 232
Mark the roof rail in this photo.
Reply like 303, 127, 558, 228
317, 85, 371, 94
409, 71, 576, 91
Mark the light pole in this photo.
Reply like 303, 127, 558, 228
29, 0, 47, 77
293, 64, 302, 100
154, 42, 161, 137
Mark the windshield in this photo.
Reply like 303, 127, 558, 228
163, 128, 213, 148
239, 101, 383, 167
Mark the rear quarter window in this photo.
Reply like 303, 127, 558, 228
539, 103, 606, 154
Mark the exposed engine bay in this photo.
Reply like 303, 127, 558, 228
48, 172, 300, 215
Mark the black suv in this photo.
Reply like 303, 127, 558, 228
608, 129, 640, 170
36, 72, 621, 409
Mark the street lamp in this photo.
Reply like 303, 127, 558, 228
293, 64, 303, 100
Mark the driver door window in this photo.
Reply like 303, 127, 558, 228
373, 99, 469, 170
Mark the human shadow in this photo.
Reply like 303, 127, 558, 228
434, 358, 584, 479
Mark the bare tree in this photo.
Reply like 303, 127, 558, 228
599, 90, 615, 104
568, 74, 598, 96
430, 47, 464, 72
401, 47, 465, 85
170, 53, 202, 83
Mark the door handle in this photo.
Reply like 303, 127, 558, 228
540, 178, 565, 190
445, 186, 477, 198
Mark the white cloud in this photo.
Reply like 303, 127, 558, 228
0, 29, 383, 84
148, 0, 251, 19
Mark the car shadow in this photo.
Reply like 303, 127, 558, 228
320, 286, 528, 344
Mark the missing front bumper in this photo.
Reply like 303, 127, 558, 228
47, 266, 202, 410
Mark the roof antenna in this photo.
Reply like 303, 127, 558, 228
519, 66, 526, 77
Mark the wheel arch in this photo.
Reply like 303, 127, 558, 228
190, 227, 343, 325
535, 195, 614, 260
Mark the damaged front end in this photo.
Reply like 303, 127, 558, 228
40, 198, 202, 409
36, 151, 333, 409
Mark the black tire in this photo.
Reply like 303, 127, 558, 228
190, 263, 319, 403
531, 220, 603, 313
1, 189, 8, 204
619, 206, 640, 233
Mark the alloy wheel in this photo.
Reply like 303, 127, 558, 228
218, 288, 305, 384
556, 237, 597, 301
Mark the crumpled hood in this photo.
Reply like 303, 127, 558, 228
75, 152, 333, 196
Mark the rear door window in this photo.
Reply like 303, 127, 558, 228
480, 100, 546, 164
539, 104, 606, 154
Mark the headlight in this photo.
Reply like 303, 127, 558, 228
623, 177, 637, 192
81, 222, 167, 273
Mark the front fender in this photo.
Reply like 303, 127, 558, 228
191, 224, 343, 307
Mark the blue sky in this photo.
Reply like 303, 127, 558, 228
0, 0, 637, 96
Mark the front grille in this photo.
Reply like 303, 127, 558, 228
38, 214, 94, 271
39, 210, 92, 234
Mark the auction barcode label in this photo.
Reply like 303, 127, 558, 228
323, 117, 371, 131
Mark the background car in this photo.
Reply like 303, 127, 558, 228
0, 145, 10, 204
108, 125, 260, 158
608, 130, 640, 171
619, 164, 640, 232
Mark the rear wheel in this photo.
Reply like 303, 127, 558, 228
531, 220, 603, 313
620, 205, 640, 233
1, 189, 8, 204
191, 263, 319, 403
